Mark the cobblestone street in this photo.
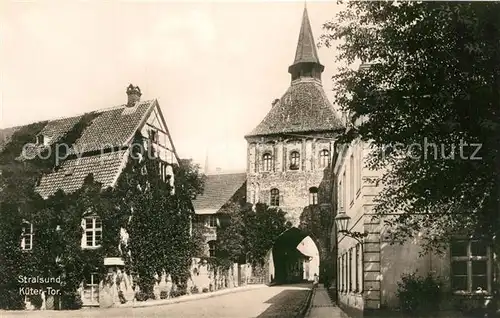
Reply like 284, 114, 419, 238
0, 284, 312, 318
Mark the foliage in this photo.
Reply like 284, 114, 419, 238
321, 2, 500, 253
0, 118, 205, 308
396, 272, 443, 316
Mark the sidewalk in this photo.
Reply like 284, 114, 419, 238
119, 283, 268, 308
305, 285, 349, 318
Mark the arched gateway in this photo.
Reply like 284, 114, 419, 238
270, 227, 321, 284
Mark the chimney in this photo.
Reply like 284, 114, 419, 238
272, 99, 280, 107
126, 84, 141, 107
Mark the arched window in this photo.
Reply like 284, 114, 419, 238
262, 153, 273, 171
290, 151, 300, 170
208, 240, 216, 257
270, 188, 280, 206
309, 187, 318, 205
319, 149, 330, 168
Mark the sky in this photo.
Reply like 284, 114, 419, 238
0, 0, 345, 173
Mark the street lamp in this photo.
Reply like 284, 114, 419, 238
334, 211, 368, 244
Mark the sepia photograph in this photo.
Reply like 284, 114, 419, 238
0, 0, 499, 317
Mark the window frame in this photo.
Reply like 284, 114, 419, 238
319, 149, 330, 168
262, 153, 273, 172
289, 151, 300, 170
20, 222, 33, 251
83, 216, 102, 248
451, 239, 492, 295
82, 272, 99, 305
205, 215, 218, 228
309, 187, 318, 205
270, 188, 280, 206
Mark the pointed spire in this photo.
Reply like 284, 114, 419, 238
293, 6, 320, 65
288, 6, 324, 82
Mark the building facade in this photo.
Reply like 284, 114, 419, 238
1, 84, 179, 309
334, 132, 494, 317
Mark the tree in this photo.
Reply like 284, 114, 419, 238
321, 2, 500, 253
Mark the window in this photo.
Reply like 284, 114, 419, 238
451, 239, 492, 293
270, 188, 280, 206
356, 243, 363, 292
36, 134, 44, 145
349, 155, 354, 205
348, 249, 352, 292
309, 187, 318, 205
82, 273, 99, 304
21, 222, 33, 251
262, 153, 273, 171
208, 240, 216, 257
338, 180, 343, 211
289, 151, 300, 170
342, 172, 346, 210
319, 149, 329, 168
341, 255, 345, 292
358, 145, 362, 193
148, 129, 158, 143
205, 215, 218, 228
83, 217, 102, 248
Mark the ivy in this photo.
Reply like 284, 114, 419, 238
0, 120, 205, 308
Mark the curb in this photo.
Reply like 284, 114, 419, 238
120, 284, 268, 308
296, 284, 315, 318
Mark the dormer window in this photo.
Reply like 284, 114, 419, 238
36, 134, 44, 146
289, 151, 300, 170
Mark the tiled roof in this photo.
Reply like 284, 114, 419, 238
292, 7, 321, 65
0, 97, 158, 198
71, 101, 154, 154
246, 80, 343, 137
36, 150, 128, 198
192, 173, 246, 212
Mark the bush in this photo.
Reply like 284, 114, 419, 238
202, 287, 209, 293
135, 291, 150, 301
160, 291, 169, 299
60, 293, 82, 310
28, 294, 43, 309
396, 272, 442, 316
171, 288, 186, 298
191, 286, 199, 294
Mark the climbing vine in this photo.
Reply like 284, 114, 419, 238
0, 117, 205, 309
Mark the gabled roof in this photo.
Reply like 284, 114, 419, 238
0, 95, 167, 198
246, 80, 342, 137
292, 7, 321, 65
192, 173, 246, 214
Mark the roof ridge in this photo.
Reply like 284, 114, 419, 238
0, 100, 156, 130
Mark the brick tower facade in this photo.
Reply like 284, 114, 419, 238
244, 7, 342, 227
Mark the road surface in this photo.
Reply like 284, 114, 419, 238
1, 283, 311, 318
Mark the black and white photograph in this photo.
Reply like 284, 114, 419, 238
0, 1, 499, 317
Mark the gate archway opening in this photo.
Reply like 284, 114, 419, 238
270, 227, 320, 284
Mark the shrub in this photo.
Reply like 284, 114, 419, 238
135, 291, 150, 301
160, 291, 169, 299
28, 294, 43, 309
191, 286, 199, 294
60, 293, 82, 310
396, 272, 442, 316
202, 287, 209, 293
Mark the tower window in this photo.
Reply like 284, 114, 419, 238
290, 151, 300, 170
270, 188, 280, 206
262, 153, 273, 171
309, 187, 318, 205
319, 149, 330, 168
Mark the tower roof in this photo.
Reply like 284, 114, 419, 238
292, 7, 321, 65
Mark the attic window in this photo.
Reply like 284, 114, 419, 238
148, 129, 158, 143
36, 134, 44, 145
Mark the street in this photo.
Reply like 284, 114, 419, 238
0, 284, 311, 318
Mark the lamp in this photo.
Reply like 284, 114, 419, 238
335, 212, 368, 243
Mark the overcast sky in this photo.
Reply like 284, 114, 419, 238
1, 1, 345, 173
